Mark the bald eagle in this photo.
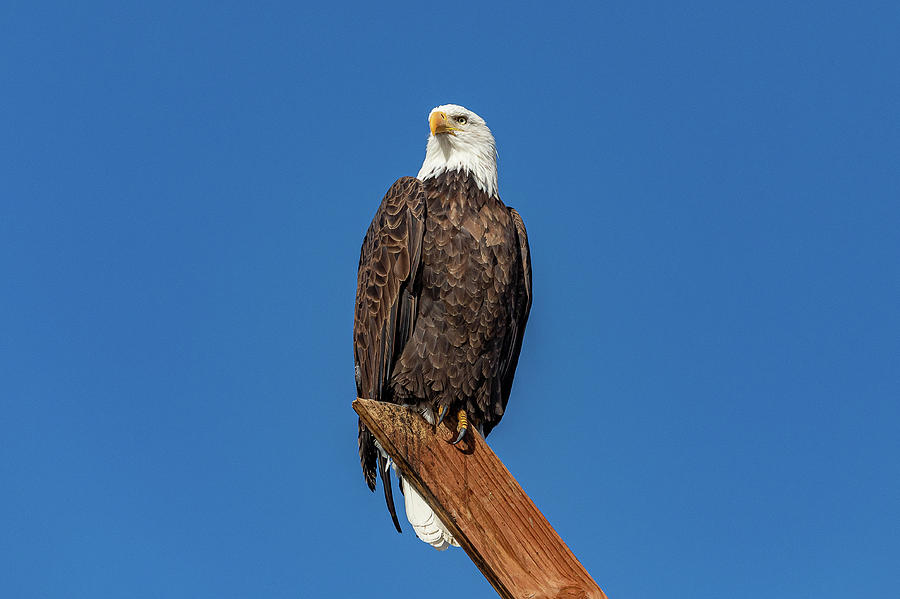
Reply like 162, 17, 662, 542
354, 104, 532, 549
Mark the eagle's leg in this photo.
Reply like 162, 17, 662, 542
452, 409, 468, 445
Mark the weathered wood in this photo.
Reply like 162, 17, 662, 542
353, 398, 607, 599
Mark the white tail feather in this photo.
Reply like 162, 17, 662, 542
401, 477, 460, 550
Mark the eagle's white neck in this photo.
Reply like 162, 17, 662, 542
417, 131, 498, 198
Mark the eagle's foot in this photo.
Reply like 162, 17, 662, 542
435, 404, 448, 431
452, 409, 468, 445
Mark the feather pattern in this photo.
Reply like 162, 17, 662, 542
388, 170, 531, 432
354, 177, 426, 518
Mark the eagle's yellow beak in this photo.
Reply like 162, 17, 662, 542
430, 111, 456, 136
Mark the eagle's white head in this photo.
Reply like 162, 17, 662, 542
417, 104, 498, 198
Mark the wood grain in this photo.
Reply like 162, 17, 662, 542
353, 399, 607, 599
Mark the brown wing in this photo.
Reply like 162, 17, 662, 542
486, 206, 532, 437
354, 177, 425, 512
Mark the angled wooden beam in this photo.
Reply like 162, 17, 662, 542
354, 398, 607, 599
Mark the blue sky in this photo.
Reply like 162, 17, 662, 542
2, 1, 898, 597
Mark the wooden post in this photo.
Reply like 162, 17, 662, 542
353, 399, 607, 599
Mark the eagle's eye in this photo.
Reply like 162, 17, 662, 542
456, 116, 468, 125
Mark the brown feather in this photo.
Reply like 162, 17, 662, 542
354, 169, 532, 528
354, 177, 426, 518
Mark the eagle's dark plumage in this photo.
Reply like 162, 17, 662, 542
353, 105, 531, 548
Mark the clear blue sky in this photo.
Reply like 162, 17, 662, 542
2, 2, 898, 597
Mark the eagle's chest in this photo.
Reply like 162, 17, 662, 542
421, 192, 517, 314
